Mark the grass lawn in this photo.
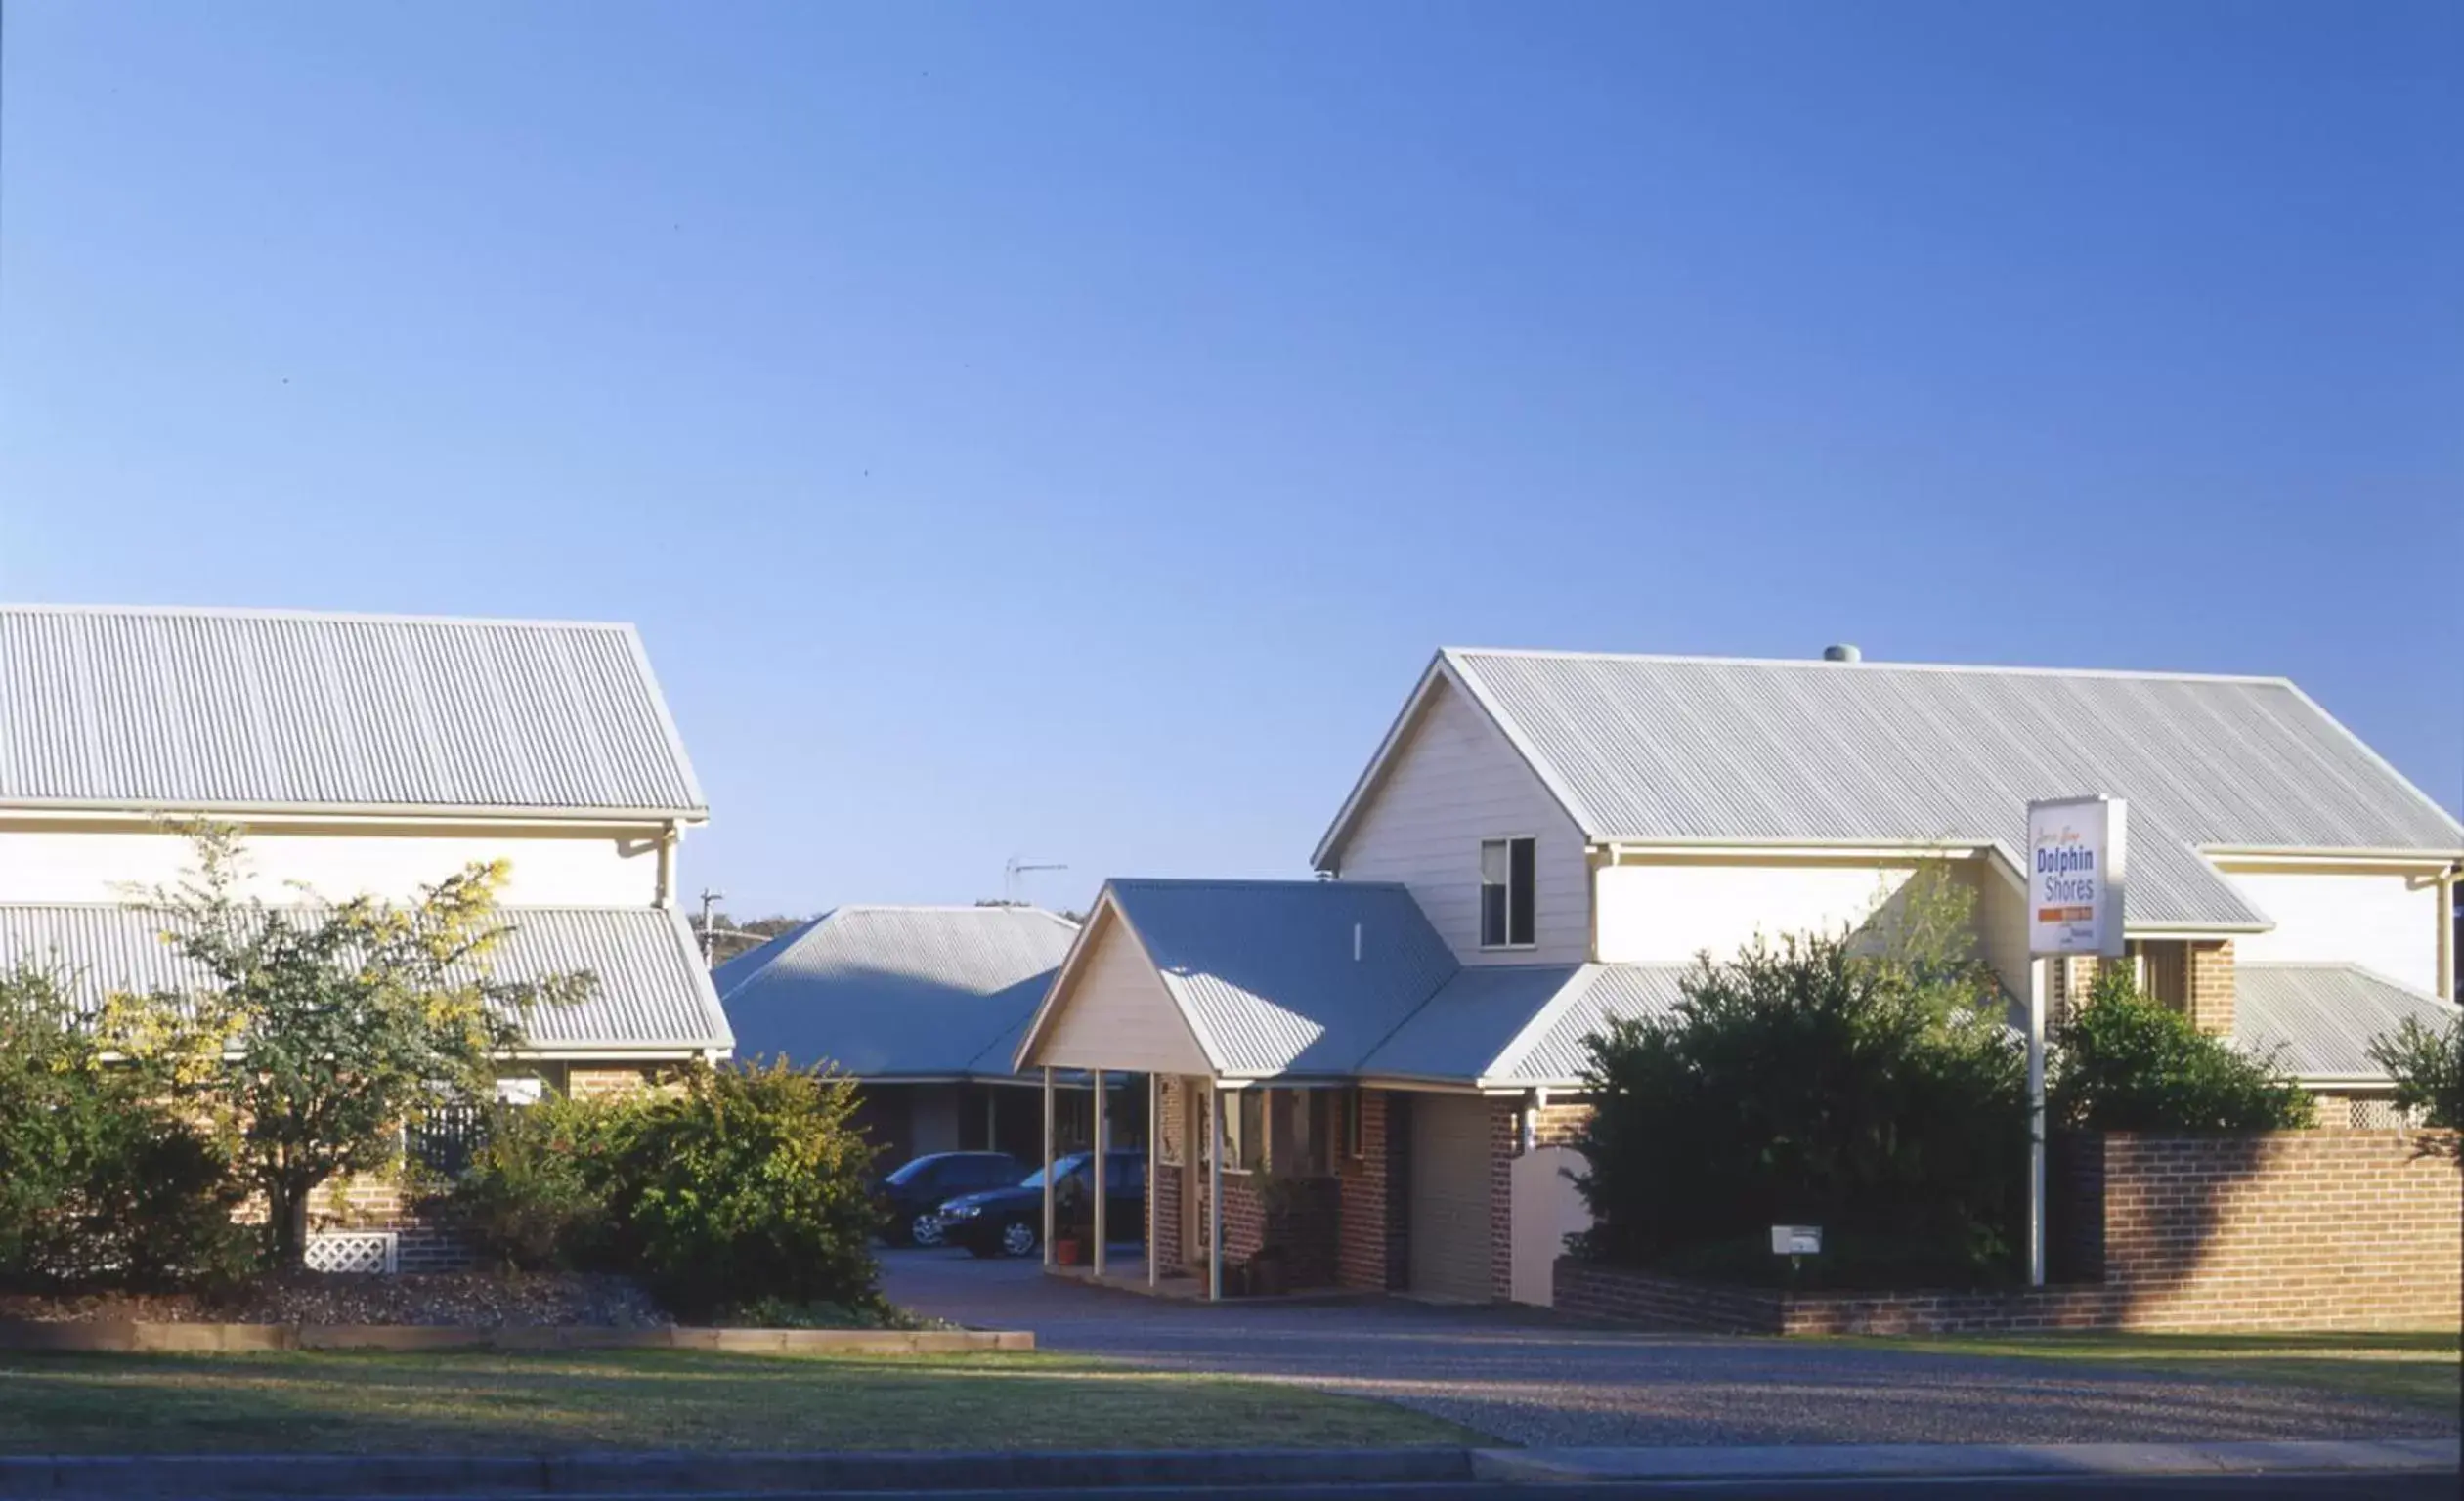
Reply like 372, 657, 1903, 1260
0, 1348, 1474, 1454
1828, 1329, 2461, 1409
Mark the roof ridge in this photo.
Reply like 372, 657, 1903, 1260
1444, 645, 2296, 688
1109, 877, 1411, 892
0, 602, 642, 632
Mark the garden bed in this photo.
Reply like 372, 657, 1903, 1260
0, 1272, 668, 1329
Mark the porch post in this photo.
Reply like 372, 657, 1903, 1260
1041, 1066, 1056, 1270
1207, 1082, 1224, 1303
1146, 1072, 1159, 1288
1092, 1069, 1108, 1280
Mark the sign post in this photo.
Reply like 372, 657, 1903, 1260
2023, 795, 2128, 1287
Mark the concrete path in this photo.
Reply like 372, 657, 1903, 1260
882, 1250, 2461, 1449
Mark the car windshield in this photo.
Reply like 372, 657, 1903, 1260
1018, 1152, 1091, 1190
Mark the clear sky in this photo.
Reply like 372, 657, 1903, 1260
3, 2, 2457, 917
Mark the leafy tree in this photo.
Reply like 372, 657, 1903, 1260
693, 912, 816, 966
108, 828, 593, 1270
2367, 1011, 2462, 1157
2049, 966, 2314, 1132
446, 1089, 644, 1270
0, 967, 250, 1290
1574, 931, 2028, 1288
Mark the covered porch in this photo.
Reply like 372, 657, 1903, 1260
1012, 879, 1456, 1300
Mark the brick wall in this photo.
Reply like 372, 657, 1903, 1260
305, 1178, 473, 1273
2186, 941, 2235, 1035
567, 1066, 662, 1099
1555, 1128, 2461, 1335
1336, 1089, 1406, 1291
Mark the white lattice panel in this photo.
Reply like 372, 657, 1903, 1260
304, 1231, 399, 1275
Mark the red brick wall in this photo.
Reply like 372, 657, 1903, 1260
1337, 1089, 1407, 1291
1555, 1129, 2461, 1335
2089, 1129, 2455, 1330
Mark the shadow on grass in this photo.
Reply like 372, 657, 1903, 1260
0, 1349, 1473, 1455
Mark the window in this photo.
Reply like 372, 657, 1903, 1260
1235, 1089, 1266, 1171
1479, 836, 1537, 948
1269, 1089, 1335, 1177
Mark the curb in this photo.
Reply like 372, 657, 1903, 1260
0, 1322, 1032, 1354
1471, 1437, 2464, 1484
0, 1448, 1473, 1497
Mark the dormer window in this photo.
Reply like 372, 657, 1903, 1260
1479, 836, 1536, 948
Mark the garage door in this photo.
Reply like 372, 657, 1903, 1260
1409, 1094, 1495, 1302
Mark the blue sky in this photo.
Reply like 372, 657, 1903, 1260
3, 2, 2457, 916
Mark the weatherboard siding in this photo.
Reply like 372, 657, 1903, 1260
1032, 915, 1212, 1075
1333, 677, 1589, 965
2220, 866, 2442, 998
0, 826, 663, 906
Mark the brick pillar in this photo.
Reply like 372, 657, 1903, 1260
2049, 956, 2101, 1029
2186, 941, 2235, 1036
1489, 1098, 1518, 1303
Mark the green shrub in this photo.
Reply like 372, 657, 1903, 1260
0, 968, 253, 1291
2368, 1011, 2461, 1156
2050, 968, 2313, 1132
445, 1091, 643, 1271
606, 1062, 884, 1319
1573, 933, 2028, 1289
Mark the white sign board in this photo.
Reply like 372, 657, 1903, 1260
1770, 1224, 1822, 1256
2027, 796, 2128, 959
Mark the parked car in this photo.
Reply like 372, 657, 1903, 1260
936, 1149, 1146, 1259
874, 1151, 1026, 1247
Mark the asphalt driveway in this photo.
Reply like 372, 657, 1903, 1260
880, 1250, 2459, 1449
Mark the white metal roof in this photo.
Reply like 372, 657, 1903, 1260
0, 605, 705, 818
2234, 962, 2459, 1083
0, 902, 732, 1055
716, 905, 1078, 1079
1318, 649, 2462, 930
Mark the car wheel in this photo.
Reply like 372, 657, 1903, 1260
999, 1219, 1039, 1259
910, 1212, 946, 1248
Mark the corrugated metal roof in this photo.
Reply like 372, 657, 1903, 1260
0, 605, 704, 816
1374, 650, 2464, 930
2234, 962, 2459, 1082
1105, 879, 1458, 1078
715, 906, 1077, 1079
1357, 965, 1580, 1083
0, 902, 731, 1053
1492, 964, 1693, 1085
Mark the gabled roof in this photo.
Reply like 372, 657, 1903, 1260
2235, 962, 2459, 1084
0, 605, 705, 818
1017, 879, 1458, 1080
715, 905, 1078, 1079
0, 902, 732, 1055
1318, 649, 2462, 930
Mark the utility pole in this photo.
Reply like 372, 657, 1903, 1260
1004, 856, 1067, 906
696, 888, 726, 962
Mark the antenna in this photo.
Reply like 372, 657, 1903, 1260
1004, 855, 1068, 905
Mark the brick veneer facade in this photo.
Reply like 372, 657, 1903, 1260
2185, 940, 2235, 1035
1555, 1129, 2461, 1334
304, 1178, 473, 1273
1336, 1089, 1409, 1290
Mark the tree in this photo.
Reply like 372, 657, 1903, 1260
2049, 966, 2313, 1132
1574, 931, 2028, 1287
2368, 1011, 2462, 1157
107, 828, 594, 1270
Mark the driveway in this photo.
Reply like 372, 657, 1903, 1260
881, 1250, 2459, 1449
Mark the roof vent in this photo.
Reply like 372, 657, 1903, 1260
1822, 643, 1862, 664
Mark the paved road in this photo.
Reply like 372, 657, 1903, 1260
882, 1249, 2460, 1450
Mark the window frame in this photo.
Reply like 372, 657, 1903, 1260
1478, 835, 1539, 950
